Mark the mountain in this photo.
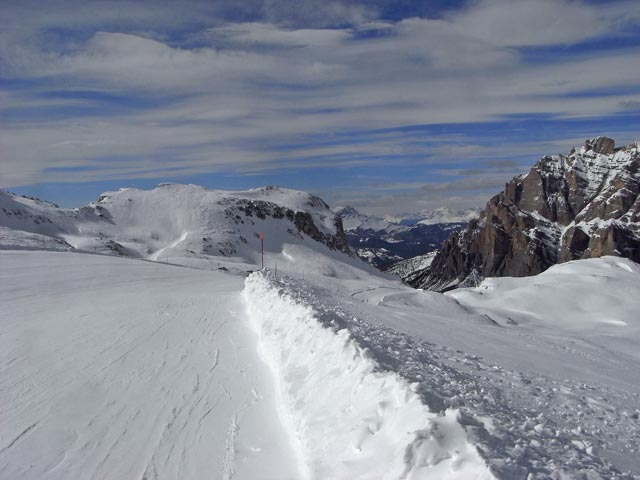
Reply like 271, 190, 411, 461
335, 205, 468, 267
410, 137, 640, 291
3, 183, 640, 478
383, 250, 437, 283
386, 207, 481, 226
333, 205, 392, 231
0, 184, 354, 272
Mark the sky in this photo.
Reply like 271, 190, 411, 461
1, 0, 640, 215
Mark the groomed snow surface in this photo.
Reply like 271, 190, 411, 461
2, 249, 640, 479
0, 251, 301, 480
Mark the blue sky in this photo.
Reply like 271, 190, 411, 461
1, 0, 640, 214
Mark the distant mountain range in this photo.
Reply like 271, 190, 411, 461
406, 137, 640, 291
384, 207, 482, 226
335, 206, 479, 267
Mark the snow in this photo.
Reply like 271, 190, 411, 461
335, 206, 397, 232
416, 208, 480, 226
244, 272, 494, 480
447, 256, 640, 367
0, 185, 346, 272
0, 251, 300, 480
386, 251, 437, 279
0, 226, 72, 251
337, 205, 479, 232
254, 257, 640, 478
377, 207, 479, 226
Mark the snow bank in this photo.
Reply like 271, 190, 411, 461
448, 257, 640, 359
243, 272, 494, 480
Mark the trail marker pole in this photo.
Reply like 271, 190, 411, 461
260, 232, 264, 270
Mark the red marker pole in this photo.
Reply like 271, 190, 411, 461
260, 232, 264, 270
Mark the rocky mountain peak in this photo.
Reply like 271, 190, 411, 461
335, 205, 360, 216
584, 136, 615, 155
409, 138, 640, 291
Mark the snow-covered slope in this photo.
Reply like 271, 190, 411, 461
447, 256, 640, 359
0, 226, 73, 251
247, 256, 640, 478
0, 185, 365, 275
0, 251, 301, 480
2, 249, 639, 478
384, 251, 437, 282
335, 205, 395, 232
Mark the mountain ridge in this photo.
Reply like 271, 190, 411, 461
0, 184, 354, 271
335, 205, 470, 267
409, 137, 640, 291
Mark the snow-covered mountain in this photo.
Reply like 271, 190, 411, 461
2, 181, 640, 479
333, 205, 394, 231
0, 184, 365, 273
335, 205, 468, 268
384, 207, 481, 226
410, 137, 640, 291
383, 251, 437, 282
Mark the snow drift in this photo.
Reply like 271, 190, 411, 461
243, 272, 494, 480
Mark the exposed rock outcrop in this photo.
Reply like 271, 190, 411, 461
411, 137, 640, 291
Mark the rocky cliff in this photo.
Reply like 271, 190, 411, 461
411, 137, 640, 291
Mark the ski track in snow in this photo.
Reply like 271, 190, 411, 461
0, 251, 300, 480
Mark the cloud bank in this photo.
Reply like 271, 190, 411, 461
1, 0, 640, 212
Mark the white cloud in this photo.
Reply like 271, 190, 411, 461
210, 22, 351, 46
1, 0, 640, 212
449, 0, 637, 47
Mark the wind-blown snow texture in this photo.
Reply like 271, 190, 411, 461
0, 251, 301, 480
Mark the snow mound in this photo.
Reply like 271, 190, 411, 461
244, 272, 493, 480
448, 257, 640, 359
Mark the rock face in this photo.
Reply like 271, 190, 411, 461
411, 137, 640, 291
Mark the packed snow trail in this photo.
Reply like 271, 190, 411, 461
0, 251, 300, 480
244, 272, 494, 480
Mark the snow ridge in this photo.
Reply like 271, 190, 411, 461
243, 272, 493, 480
